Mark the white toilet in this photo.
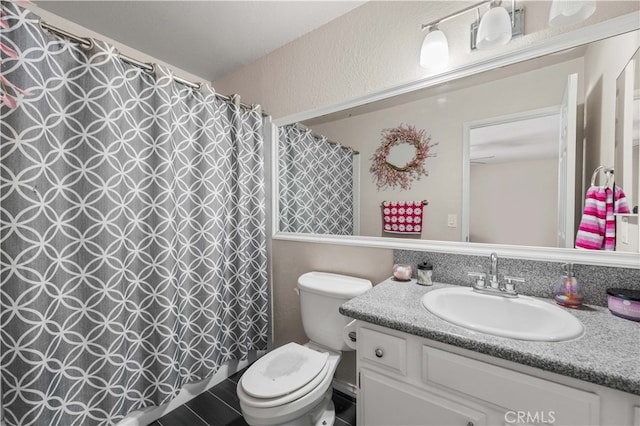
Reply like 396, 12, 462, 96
236, 271, 372, 426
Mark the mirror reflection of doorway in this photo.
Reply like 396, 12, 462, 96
465, 110, 562, 247
463, 74, 579, 248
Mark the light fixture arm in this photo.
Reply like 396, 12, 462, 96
422, 1, 490, 31
421, 0, 516, 31
510, 0, 515, 27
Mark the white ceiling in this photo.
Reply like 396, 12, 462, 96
36, 1, 366, 81
470, 114, 561, 165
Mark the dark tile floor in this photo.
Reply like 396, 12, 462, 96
149, 368, 356, 426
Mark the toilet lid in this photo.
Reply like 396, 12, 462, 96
241, 342, 329, 399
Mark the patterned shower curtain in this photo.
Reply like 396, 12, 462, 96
0, 3, 269, 425
278, 124, 355, 235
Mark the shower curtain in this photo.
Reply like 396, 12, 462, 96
0, 3, 269, 425
278, 124, 355, 235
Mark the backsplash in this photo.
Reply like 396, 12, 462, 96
394, 250, 640, 307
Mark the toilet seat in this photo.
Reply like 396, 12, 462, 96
239, 343, 332, 409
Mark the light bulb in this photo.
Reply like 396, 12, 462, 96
548, 0, 596, 27
476, 6, 512, 50
420, 28, 449, 70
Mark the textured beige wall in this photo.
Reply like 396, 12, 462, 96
214, 1, 639, 118
212, 1, 640, 388
272, 240, 391, 344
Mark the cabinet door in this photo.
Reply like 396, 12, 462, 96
422, 346, 600, 425
359, 368, 487, 426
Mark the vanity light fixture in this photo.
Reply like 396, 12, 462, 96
548, 0, 596, 27
420, 0, 524, 69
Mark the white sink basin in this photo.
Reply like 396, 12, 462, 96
421, 287, 584, 342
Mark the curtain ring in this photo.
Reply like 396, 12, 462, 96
79, 37, 94, 51
39, 19, 94, 50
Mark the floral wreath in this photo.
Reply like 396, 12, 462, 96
370, 124, 437, 190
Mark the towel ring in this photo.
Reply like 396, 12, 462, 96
590, 166, 614, 187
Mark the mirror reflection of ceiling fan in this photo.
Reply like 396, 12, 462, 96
470, 155, 495, 164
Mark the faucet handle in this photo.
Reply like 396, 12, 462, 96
468, 271, 486, 288
503, 276, 525, 293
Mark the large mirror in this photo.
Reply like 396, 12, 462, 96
614, 47, 640, 252
274, 18, 640, 264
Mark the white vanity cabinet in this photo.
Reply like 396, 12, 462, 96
356, 322, 640, 426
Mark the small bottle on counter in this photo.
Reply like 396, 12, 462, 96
553, 263, 584, 308
416, 262, 433, 286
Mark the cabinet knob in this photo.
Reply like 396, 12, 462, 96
374, 348, 384, 358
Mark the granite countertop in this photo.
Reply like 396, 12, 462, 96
339, 278, 640, 395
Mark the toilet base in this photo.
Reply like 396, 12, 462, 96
315, 396, 336, 426
241, 386, 335, 426
237, 343, 342, 426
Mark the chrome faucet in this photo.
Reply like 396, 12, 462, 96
489, 252, 499, 289
467, 252, 523, 298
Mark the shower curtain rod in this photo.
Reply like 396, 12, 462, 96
293, 123, 360, 155
39, 20, 268, 117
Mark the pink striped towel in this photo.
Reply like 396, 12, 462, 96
575, 185, 630, 250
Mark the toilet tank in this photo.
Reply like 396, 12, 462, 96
297, 272, 372, 351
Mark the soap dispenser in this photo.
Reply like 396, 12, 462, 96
553, 263, 584, 308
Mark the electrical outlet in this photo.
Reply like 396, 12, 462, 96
447, 214, 457, 228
